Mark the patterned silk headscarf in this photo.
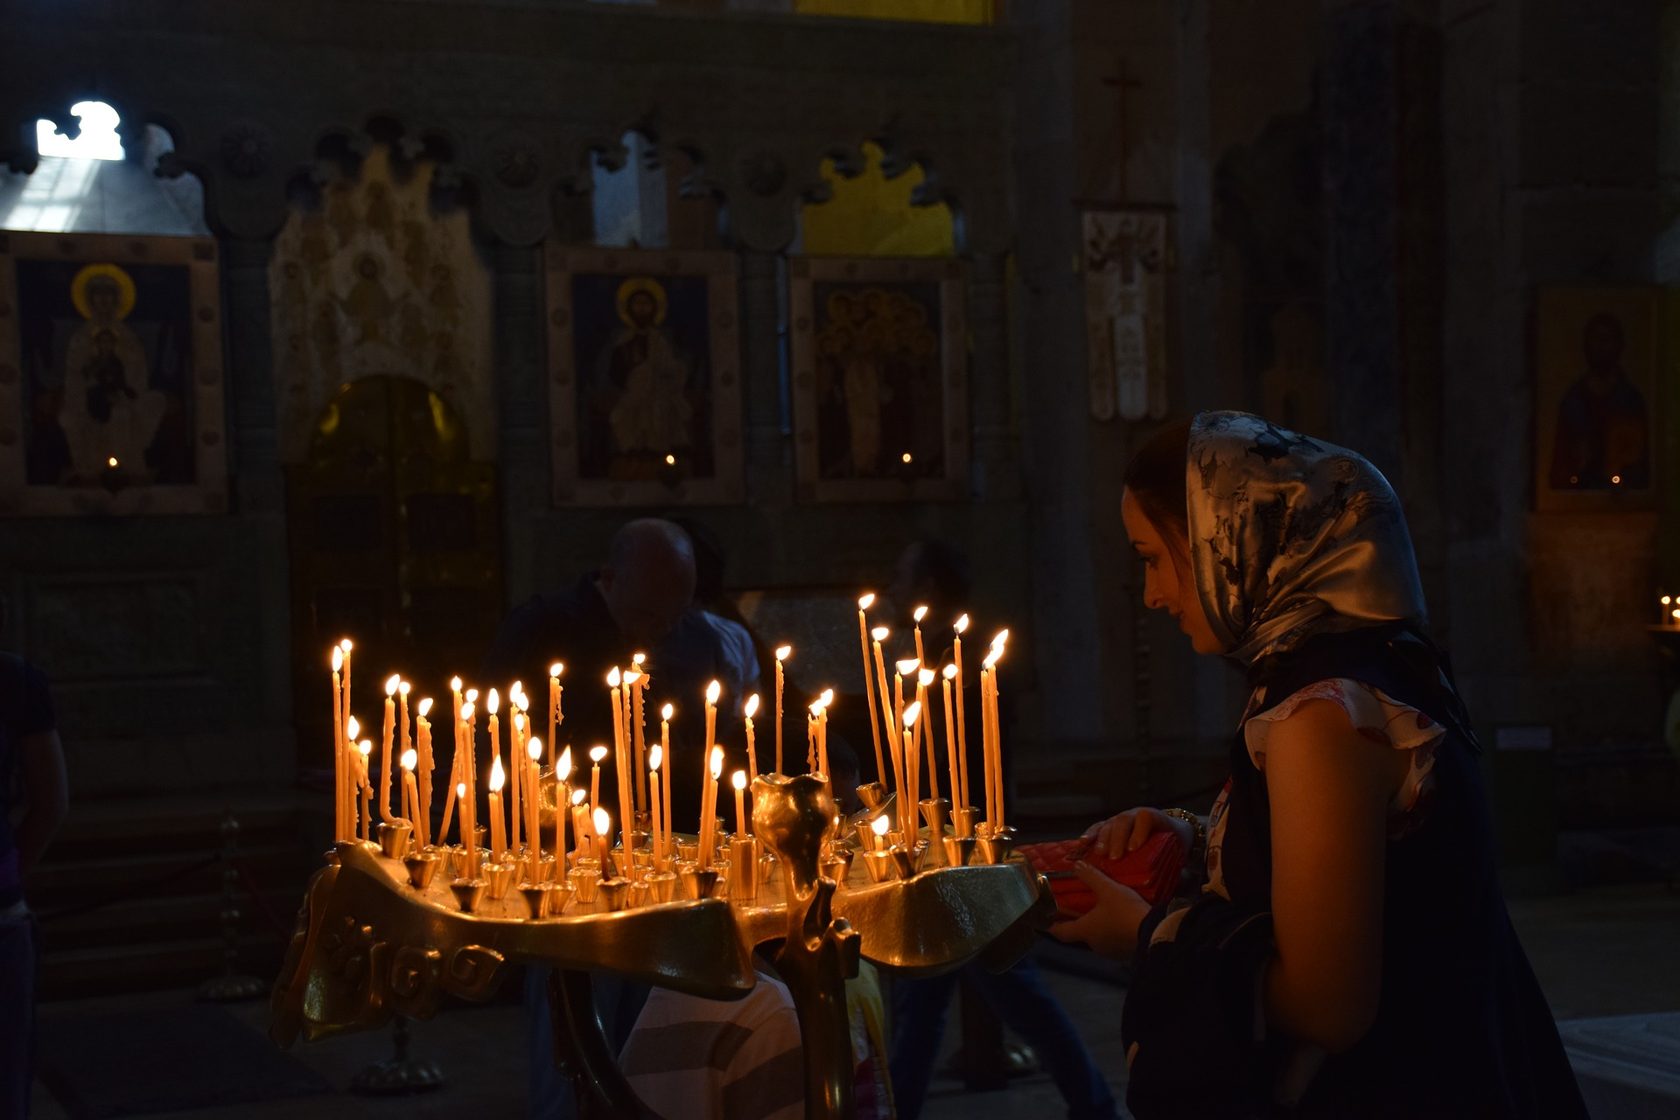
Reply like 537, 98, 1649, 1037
1186, 411, 1427, 667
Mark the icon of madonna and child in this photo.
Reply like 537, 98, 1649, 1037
17, 259, 195, 488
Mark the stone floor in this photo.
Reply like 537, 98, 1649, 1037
28, 880, 1680, 1119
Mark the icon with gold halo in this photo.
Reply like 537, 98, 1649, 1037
70, 262, 138, 322
615, 276, 667, 327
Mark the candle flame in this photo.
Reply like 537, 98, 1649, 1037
358, 739, 372, 758
706, 680, 721, 705
896, 658, 920, 676
1666, 597, 1674, 607
331, 647, 343, 671
623, 669, 642, 687
457, 781, 466, 798
451, 675, 463, 691
872, 814, 891, 837
549, 662, 564, 678
559, 746, 573, 781
809, 698, 825, 717
775, 645, 792, 661
466, 688, 478, 703
661, 702, 674, 721
732, 769, 747, 791
914, 604, 928, 623
460, 701, 475, 721
649, 744, 663, 772
665, 453, 676, 466
710, 746, 724, 779
991, 628, 1010, 650
489, 755, 505, 791
593, 808, 610, 838
346, 715, 361, 740
903, 701, 922, 728
632, 652, 646, 666
918, 667, 935, 686
744, 693, 760, 719
487, 688, 499, 714
901, 451, 913, 464
571, 787, 587, 806
607, 667, 621, 688
819, 687, 834, 707
943, 663, 958, 681
385, 675, 400, 697
513, 712, 525, 733
590, 745, 608, 763
517, 692, 531, 713
399, 680, 411, 696
983, 648, 1001, 670
401, 748, 417, 771
418, 697, 433, 718
107, 456, 119, 468
340, 638, 354, 653
954, 613, 970, 634
871, 626, 889, 642
528, 736, 543, 761
858, 592, 876, 610
510, 679, 524, 696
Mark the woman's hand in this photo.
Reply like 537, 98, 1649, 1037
1047, 862, 1154, 959
1083, 806, 1192, 859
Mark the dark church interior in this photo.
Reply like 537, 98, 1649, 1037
2, 1, 1678, 1117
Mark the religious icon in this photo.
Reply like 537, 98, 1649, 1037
546, 246, 742, 505
790, 257, 967, 503
0, 231, 227, 515
1082, 208, 1172, 423
1534, 287, 1660, 511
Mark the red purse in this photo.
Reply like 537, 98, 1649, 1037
1019, 830, 1187, 915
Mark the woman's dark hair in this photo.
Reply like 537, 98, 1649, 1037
1122, 418, 1193, 561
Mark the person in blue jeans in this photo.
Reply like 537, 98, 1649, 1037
1, 594, 70, 1120
883, 541, 1118, 1120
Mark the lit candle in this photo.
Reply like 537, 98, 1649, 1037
331, 647, 345, 842
700, 746, 724, 866
917, 667, 939, 802
593, 808, 612, 873
416, 698, 434, 848
732, 769, 748, 836
486, 690, 502, 848
871, 628, 896, 778
894, 658, 918, 736
509, 710, 525, 853
649, 745, 664, 863
912, 604, 929, 667
982, 647, 1002, 830
571, 787, 589, 860
1663, 595, 1673, 627
380, 675, 400, 823
439, 710, 462, 845
401, 747, 420, 831
871, 812, 890, 851
902, 701, 923, 834
942, 664, 960, 813
488, 754, 507, 857
461, 700, 479, 876
548, 662, 564, 769
952, 614, 970, 809
527, 735, 543, 865
450, 675, 463, 730
590, 745, 607, 813
609, 669, 634, 862
397, 679, 412, 798
340, 643, 355, 828
702, 679, 721, 790
626, 668, 648, 816
556, 747, 573, 872
356, 739, 373, 841
659, 704, 674, 858
774, 646, 791, 774
856, 594, 887, 794
743, 694, 760, 786
816, 688, 833, 780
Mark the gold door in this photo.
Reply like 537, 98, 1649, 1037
287, 375, 500, 767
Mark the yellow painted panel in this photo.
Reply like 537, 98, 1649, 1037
801, 142, 955, 257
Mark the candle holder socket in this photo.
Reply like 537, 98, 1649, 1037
918, 799, 951, 868
376, 821, 413, 862
449, 877, 486, 914
856, 781, 888, 812
628, 880, 651, 909
569, 866, 600, 904
951, 805, 979, 839
549, 880, 577, 915
598, 877, 631, 912
860, 848, 896, 883
942, 835, 977, 867
888, 847, 917, 880
675, 840, 700, 863
483, 861, 515, 901
975, 829, 1016, 866
678, 864, 719, 900
531, 854, 558, 883
645, 869, 677, 903
403, 851, 441, 891
519, 882, 552, 920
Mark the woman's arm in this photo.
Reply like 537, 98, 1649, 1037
1261, 699, 1409, 1053
15, 728, 69, 878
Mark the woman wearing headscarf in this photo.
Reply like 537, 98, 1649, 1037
1051, 413, 1586, 1118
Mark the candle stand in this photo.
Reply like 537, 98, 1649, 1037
272, 775, 1049, 1120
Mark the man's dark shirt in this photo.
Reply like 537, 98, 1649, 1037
478, 574, 745, 834
0, 652, 55, 906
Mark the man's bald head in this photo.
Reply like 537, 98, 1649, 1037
598, 519, 697, 644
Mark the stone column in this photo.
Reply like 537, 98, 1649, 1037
967, 252, 1015, 501
493, 242, 545, 605
739, 250, 786, 499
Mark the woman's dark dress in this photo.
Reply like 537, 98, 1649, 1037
1121, 627, 1588, 1118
